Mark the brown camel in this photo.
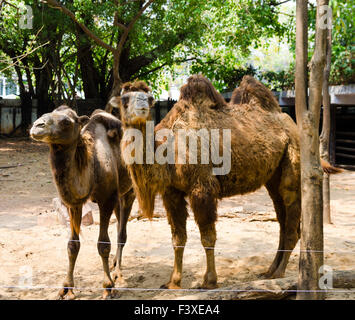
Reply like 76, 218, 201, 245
30, 106, 134, 299
117, 75, 341, 290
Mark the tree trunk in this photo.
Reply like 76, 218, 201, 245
295, 0, 309, 124
110, 52, 122, 98
76, 27, 101, 99
296, 0, 328, 300
13, 64, 32, 135
320, 23, 332, 224
20, 91, 32, 135
36, 66, 53, 117
177, 271, 355, 300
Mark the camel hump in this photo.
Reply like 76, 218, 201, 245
231, 75, 281, 112
89, 110, 123, 140
122, 80, 151, 94
179, 74, 227, 109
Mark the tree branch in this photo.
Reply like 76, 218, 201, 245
44, 0, 115, 53
135, 57, 197, 79
116, 0, 154, 54
127, 29, 190, 75
269, 0, 292, 6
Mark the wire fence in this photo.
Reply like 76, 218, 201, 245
59, 238, 355, 254
0, 229, 354, 296
1, 284, 354, 294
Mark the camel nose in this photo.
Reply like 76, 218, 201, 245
30, 115, 52, 140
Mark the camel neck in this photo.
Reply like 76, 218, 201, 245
49, 138, 92, 206
123, 120, 170, 191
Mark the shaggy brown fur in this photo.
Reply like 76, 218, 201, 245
122, 80, 151, 94
118, 75, 341, 291
231, 75, 281, 112
180, 74, 227, 109
30, 106, 135, 299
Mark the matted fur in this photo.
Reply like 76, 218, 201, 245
231, 75, 281, 112
119, 75, 301, 288
179, 75, 227, 109
122, 80, 151, 94
119, 75, 343, 290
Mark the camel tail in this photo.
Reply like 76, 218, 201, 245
321, 159, 344, 174
231, 75, 281, 112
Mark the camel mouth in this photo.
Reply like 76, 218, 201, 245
134, 109, 149, 117
30, 125, 51, 142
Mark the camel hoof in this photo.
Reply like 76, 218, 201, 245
112, 270, 122, 281
112, 271, 127, 286
196, 282, 218, 290
103, 288, 117, 300
160, 282, 181, 290
58, 288, 76, 300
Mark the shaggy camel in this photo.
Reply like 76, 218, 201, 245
30, 106, 134, 299
117, 75, 341, 290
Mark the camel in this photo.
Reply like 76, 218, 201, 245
30, 106, 134, 299
117, 75, 341, 290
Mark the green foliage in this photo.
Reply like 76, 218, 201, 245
0, 0, 353, 104
304, 0, 354, 86
329, 0, 354, 85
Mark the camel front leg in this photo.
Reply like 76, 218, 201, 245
161, 189, 188, 289
58, 206, 82, 300
98, 200, 116, 299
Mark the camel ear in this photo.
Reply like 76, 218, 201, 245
148, 94, 155, 107
78, 115, 89, 126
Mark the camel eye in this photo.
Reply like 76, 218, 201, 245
61, 118, 72, 126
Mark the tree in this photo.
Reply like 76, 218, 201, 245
44, 0, 221, 97
189, 0, 294, 91
319, 15, 332, 224
295, 0, 328, 300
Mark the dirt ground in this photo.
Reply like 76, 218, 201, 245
0, 137, 354, 300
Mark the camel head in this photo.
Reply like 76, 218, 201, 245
118, 81, 155, 126
30, 105, 89, 145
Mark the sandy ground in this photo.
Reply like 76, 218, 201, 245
0, 137, 354, 300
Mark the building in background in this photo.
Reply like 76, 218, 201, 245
0, 76, 20, 99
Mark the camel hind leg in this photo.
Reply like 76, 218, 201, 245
160, 187, 188, 289
112, 188, 135, 284
264, 150, 301, 279
97, 193, 117, 299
